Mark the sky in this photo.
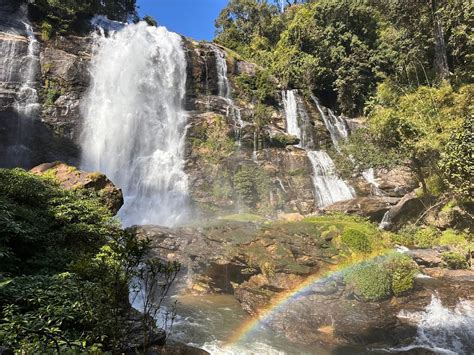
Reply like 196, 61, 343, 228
136, 0, 229, 41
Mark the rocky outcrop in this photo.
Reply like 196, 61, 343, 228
131, 221, 474, 349
31, 162, 123, 214
323, 196, 400, 222
379, 192, 430, 231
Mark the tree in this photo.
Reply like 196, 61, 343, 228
439, 114, 474, 198
215, 0, 281, 54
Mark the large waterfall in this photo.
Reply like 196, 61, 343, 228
282, 90, 354, 207
81, 21, 189, 227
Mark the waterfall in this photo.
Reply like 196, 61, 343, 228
0, 5, 40, 167
362, 168, 385, 196
282, 90, 354, 207
81, 21, 189, 227
213, 46, 244, 146
282, 90, 301, 144
394, 296, 474, 355
310, 94, 348, 150
308, 151, 355, 207
379, 210, 393, 230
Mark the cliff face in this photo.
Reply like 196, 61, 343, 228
0, 12, 322, 216
0, 8, 416, 218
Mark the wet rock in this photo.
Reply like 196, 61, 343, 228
379, 192, 430, 231
376, 167, 418, 197
407, 249, 443, 267
147, 343, 209, 355
31, 162, 123, 214
324, 196, 400, 222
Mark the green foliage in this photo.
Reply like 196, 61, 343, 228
233, 164, 270, 209
438, 229, 470, 251
143, 15, 157, 27
441, 251, 469, 270
383, 253, 418, 296
192, 115, 235, 163
332, 128, 401, 178
344, 253, 418, 301
439, 115, 474, 198
0, 168, 118, 275
344, 261, 392, 301
30, 0, 137, 36
0, 169, 179, 352
413, 227, 440, 249
340, 229, 372, 253
0, 274, 103, 352
235, 69, 275, 103
40, 20, 53, 41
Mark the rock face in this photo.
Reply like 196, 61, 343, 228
324, 196, 400, 222
31, 161, 123, 214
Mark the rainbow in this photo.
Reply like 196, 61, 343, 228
225, 265, 341, 346
225, 253, 384, 346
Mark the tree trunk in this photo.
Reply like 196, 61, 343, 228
430, 0, 450, 81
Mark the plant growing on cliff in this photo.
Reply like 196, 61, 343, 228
233, 164, 270, 210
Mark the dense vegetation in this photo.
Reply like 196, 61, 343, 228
0, 169, 177, 352
216, 0, 473, 214
26, 0, 138, 38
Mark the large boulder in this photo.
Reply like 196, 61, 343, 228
379, 192, 428, 231
31, 162, 123, 214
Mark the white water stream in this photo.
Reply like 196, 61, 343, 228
394, 296, 474, 354
282, 90, 354, 207
213, 45, 245, 148
81, 20, 189, 227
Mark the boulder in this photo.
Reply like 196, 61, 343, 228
407, 249, 443, 267
324, 196, 400, 222
376, 167, 418, 197
379, 192, 428, 231
31, 162, 123, 214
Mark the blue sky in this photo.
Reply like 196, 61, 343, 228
136, 0, 228, 41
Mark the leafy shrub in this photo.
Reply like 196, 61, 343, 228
233, 164, 270, 209
391, 224, 417, 247
344, 262, 392, 301
413, 227, 439, 248
340, 229, 372, 253
0, 274, 103, 352
40, 20, 53, 41
0, 168, 119, 275
383, 253, 418, 296
439, 229, 469, 251
441, 251, 469, 270
440, 114, 474, 198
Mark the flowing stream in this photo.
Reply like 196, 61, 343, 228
282, 90, 354, 207
81, 20, 189, 227
393, 296, 474, 354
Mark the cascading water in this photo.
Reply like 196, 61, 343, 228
81, 21, 189, 227
282, 90, 354, 207
308, 151, 355, 207
282, 90, 301, 145
213, 46, 245, 147
310, 94, 348, 150
393, 296, 474, 354
0, 5, 40, 167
